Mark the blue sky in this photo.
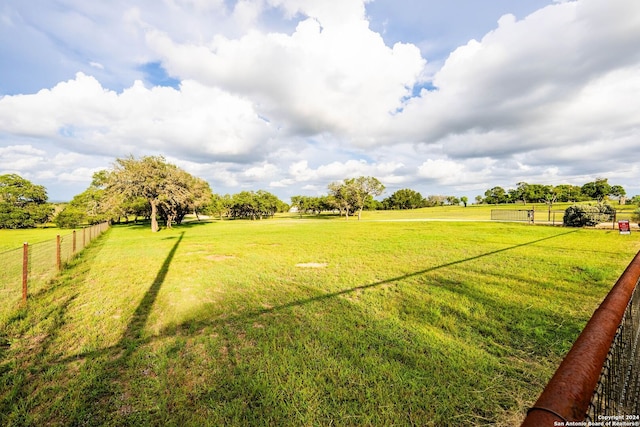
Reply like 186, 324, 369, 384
1, 0, 639, 202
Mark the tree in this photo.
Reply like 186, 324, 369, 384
460, 196, 468, 207
483, 186, 508, 204
228, 190, 284, 220
514, 182, 530, 204
425, 195, 446, 207
328, 176, 385, 220
541, 185, 559, 209
105, 155, 210, 232
581, 178, 612, 202
610, 185, 626, 204
291, 195, 327, 216
55, 172, 116, 227
208, 193, 232, 220
327, 181, 354, 218
554, 184, 584, 202
0, 174, 53, 228
382, 188, 424, 210
446, 196, 460, 206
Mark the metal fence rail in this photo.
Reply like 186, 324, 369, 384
0, 222, 109, 321
522, 250, 640, 426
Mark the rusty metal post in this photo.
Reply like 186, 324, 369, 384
22, 242, 28, 303
522, 250, 640, 426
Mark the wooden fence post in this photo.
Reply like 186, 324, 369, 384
22, 242, 28, 303
73, 230, 77, 254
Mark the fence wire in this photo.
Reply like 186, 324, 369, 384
491, 209, 533, 222
0, 246, 24, 319
587, 277, 640, 420
0, 223, 109, 321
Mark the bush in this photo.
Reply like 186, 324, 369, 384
563, 204, 615, 227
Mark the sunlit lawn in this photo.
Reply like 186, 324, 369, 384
1, 216, 639, 426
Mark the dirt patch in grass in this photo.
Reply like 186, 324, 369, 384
295, 262, 328, 268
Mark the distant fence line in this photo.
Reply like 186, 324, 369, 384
491, 208, 634, 226
490, 209, 566, 224
0, 222, 109, 318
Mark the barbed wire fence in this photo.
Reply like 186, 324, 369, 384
0, 222, 109, 320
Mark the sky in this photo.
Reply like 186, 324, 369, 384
1, 0, 639, 203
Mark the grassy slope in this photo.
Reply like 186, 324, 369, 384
1, 217, 640, 426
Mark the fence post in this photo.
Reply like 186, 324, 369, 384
22, 242, 28, 303
531, 207, 535, 224
73, 230, 76, 254
56, 235, 61, 271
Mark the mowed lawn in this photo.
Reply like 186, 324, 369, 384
1, 218, 640, 426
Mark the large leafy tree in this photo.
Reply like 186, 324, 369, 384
105, 155, 212, 232
383, 188, 424, 210
581, 178, 612, 202
0, 174, 53, 228
291, 195, 334, 216
208, 193, 232, 220
328, 176, 385, 220
228, 190, 285, 220
483, 186, 508, 204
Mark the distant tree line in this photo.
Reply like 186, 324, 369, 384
208, 191, 288, 220
2, 163, 639, 231
379, 189, 469, 209
477, 179, 626, 206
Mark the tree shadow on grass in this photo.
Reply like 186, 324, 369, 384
60, 231, 185, 425
0, 231, 185, 425
120, 232, 184, 346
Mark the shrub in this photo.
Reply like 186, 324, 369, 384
563, 204, 615, 227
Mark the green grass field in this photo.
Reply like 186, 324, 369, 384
1, 214, 640, 426
0, 227, 67, 252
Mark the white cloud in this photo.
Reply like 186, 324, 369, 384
243, 162, 280, 180
0, 73, 275, 161
145, 0, 425, 142
0, 145, 47, 170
